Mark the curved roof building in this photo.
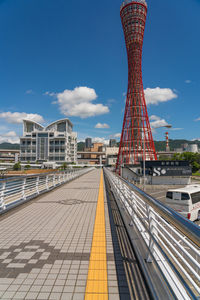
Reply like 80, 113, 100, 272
20, 119, 77, 164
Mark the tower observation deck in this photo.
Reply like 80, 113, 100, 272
116, 0, 157, 173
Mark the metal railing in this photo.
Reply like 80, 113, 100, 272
104, 168, 200, 300
0, 168, 93, 213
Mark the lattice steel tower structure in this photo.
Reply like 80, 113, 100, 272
116, 0, 157, 173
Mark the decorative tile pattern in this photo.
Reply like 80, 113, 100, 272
0, 170, 120, 300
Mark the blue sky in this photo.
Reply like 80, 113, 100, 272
0, 0, 200, 144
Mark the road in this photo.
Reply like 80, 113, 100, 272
136, 182, 200, 226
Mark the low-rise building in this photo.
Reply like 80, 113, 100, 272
0, 149, 20, 163
105, 146, 119, 156
20, 119, 77, 164
105, 146, 119, 166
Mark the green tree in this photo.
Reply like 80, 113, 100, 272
13, 162, 21, 171
25, 164, 31, 170
62, 162, 67, 170
171, 152, 200, 173
191, 161, 200, 173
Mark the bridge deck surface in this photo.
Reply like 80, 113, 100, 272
0, 169, 120, 300
0, 169, 150, 300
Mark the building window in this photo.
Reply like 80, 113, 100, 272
57, 122, 66, 132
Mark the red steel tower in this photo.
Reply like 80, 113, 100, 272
116, 0, 157, 173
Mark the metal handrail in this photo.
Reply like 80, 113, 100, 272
0, 168, 83, 183
104, 168, 200, 299
119, 174, 200, 248
0, 168, 94, 212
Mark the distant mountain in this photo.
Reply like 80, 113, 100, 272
154, 139, 200, 152
77, 140, 200, 152
0, 142, 20, 150
1, 140, 199, 152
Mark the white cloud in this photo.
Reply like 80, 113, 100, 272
95, 123, 110, 129
113, 133, 121, 138
107, 99, 116, 106
3, 131, 17, 137
185, 80, 191, 84
149, 115, 161, 121
26, 89, 34, 94
44, 91, 57, 97
0, 131, 19, 144
195, 117, 200, 122
150, 115, 169, 129
0, 112, 44, 124
48, 86, 109, 118
144, 87, 178, 105
93, 137, 109, 145
170, 128, 183, 131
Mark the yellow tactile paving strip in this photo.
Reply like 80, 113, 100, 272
85, 170, 108, 300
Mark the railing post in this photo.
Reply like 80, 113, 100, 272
120, 181, 126, 210
22, 178, 27, 200
0, 182, 6, 210
36, 176, 39, 194
129, 191, 137, 227
58, 175, 61, 185
69, 171, 72, 181
46, 175, 49, 191
146, 205, 158, 263
53, 174, 56, 187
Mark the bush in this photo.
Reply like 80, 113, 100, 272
25, 165, 31, 170
13, 162, 21, 171
61, 163, 67, 170
172, 152, 200, 173
191, 161, 200, 173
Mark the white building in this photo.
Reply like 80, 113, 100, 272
186, 144, 198, 153
20, 119, 77, 164
105, 146, 119, 166
105, 146, 119, 156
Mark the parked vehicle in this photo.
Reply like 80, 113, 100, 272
166, 185, 200, 221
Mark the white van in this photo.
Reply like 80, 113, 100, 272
166, 185, 200, 221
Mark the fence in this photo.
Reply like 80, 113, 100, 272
104, 168, 200, 300
0, 168, 93, 213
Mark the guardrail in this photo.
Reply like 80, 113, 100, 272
104, 168, 200, 300
0, 168, 93, 213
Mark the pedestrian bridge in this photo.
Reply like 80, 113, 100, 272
0, 168, 199, 300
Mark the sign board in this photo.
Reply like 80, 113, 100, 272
140, 161, 192, 177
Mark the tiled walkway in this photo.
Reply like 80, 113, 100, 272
0, 169, 119, 300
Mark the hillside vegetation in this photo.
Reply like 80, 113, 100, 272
1, 139, 200, 152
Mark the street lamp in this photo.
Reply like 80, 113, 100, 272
143, 124, 172, 190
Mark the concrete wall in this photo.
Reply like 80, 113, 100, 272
122, 167, 141, 183
150, 176, 191, 185
121, 166, 191, 185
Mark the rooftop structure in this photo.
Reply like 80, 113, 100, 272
20, 118, 77, 163
120, 0, 147, 11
